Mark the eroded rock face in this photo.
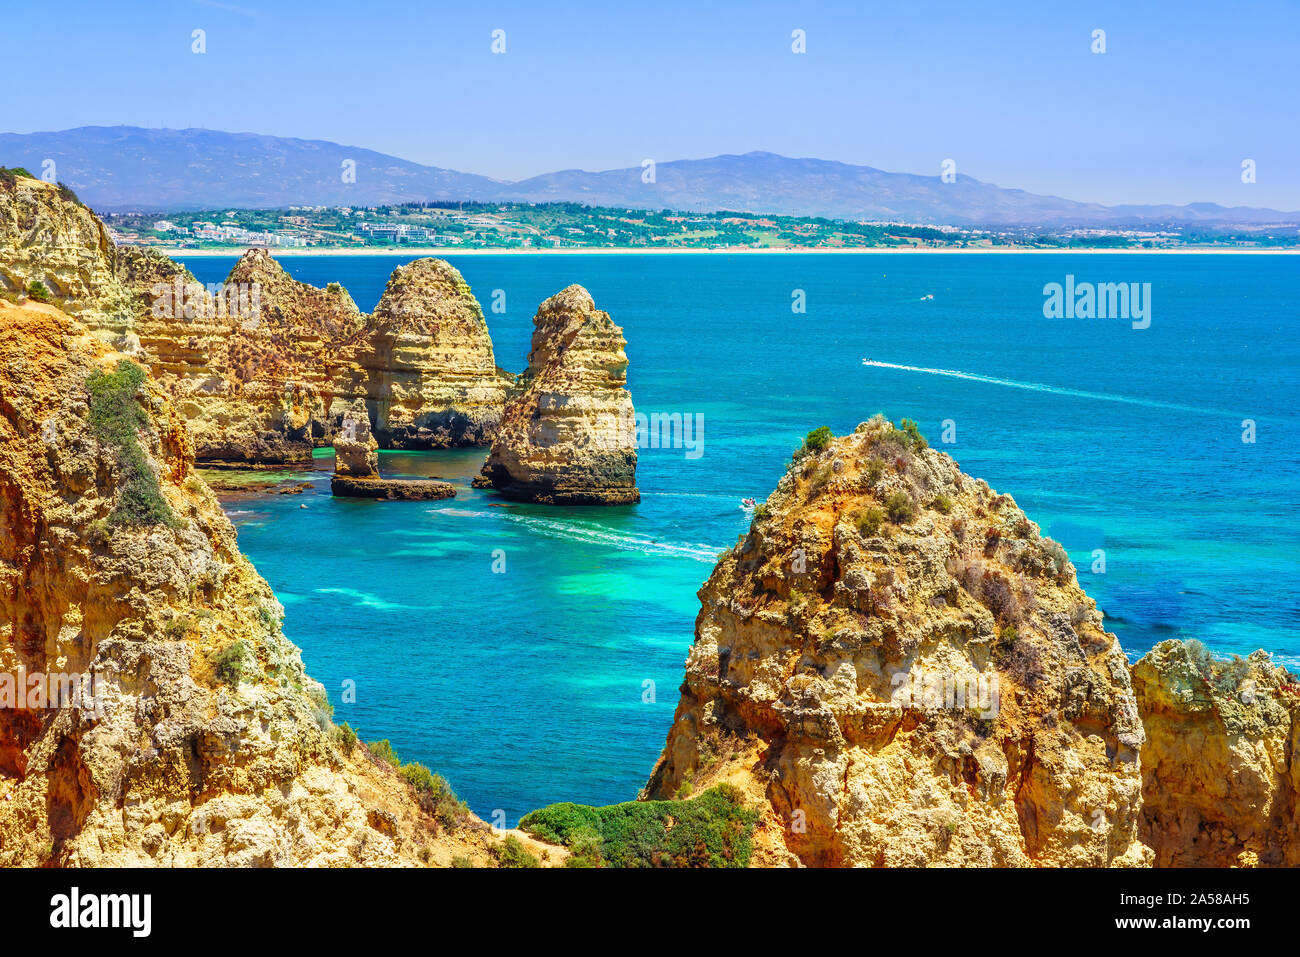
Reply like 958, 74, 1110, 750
332, 399, 380, 478
475, 284, 638, 505
336, 258, 508, 448
0, 298, 488, 866
1132, 639, 1300, 867
0, 175, 135, 335
2, 183, 509, 464
644, 417, 1149, 867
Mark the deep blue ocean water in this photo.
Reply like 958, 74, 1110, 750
180, 252, 1299, 824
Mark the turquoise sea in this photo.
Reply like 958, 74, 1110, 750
181, 252, 1299, 825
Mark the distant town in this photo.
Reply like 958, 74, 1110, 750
101, 201, 1300, 252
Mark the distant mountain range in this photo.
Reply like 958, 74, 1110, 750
2, 126, 1296, 227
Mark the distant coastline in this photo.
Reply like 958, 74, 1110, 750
157, 245, 1300, 257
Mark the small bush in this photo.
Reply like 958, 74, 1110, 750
864, 458, 885, 483
804, 425, 832, 452
931, 494, 953, 514
164, 614, 196, 639
882, 418, 928, 453
884, 490, 915, 524
367, 738, 400, 767
1041, 539, 1070, 579
854, 507, 884, 536
398, 759, 468, 829
491, 835, 541, 868
87, 518, 111, 546
752, 503, 770, 521
26, 280, 51, 303
208, 640, 248, 687
450, 855, 475, 868
335, 722, 358, 755
899, 418, 927, 450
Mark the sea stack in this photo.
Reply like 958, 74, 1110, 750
474, 284, 639, 505
643, 416, 1149, 867
337, 258, 509, 448
329, 399, 455, 500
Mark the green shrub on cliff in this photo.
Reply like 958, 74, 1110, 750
208, 640, 249, 686
884, 490, 915, 524
400, 761, 468, 830
85, 359, 180, 528
519, 783, 758, 868
855, 506, 884, 536
804, 425, 832, 451
26, 280, 51, 303
367, 738, 400, 767
490, 835, 540, 868
0, 166, 35, 187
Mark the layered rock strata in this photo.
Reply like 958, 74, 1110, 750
474, 284, 638, 505
0, 297, 483, 865
0, 174, 135, 336
1, 176, 508, 465
644, 417, 1149, 866
333, 258, 509, 449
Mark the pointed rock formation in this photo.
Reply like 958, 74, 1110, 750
335, 258, 509, 448
333, 398, 380, 478
1132, 639, 1300, 867
0, 297, 495, 865
643, 417, 1149, 866
474, 284, 638, 505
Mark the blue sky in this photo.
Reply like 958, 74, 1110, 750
4, 0, 1297, 208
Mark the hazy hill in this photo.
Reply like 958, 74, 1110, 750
2, 127, 1295, 226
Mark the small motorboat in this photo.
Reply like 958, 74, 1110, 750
741, 497, 757, 511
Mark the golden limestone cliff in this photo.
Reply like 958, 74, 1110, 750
336, 258, 510, 448
1132, 639, 1300, 867
475, 284, 638, 504
1, 174, 507, 465
644, 418, 1150, 866
0, 175, 135, 337
0, 297, 508, 866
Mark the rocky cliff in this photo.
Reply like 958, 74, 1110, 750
335, 258, 509, 448
1, 175, 507, 465
475, 284, 638, 505
1132, 639, 1300, 867
0, 173, 135, 336
0, 297, 498, 866
644, 418, 1148, 866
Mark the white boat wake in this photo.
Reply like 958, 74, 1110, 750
861, 359, 1237, 417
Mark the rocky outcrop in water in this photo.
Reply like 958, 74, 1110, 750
334, 258, 509, 448
474, 284, 638, 505
328, 399, 454, 500
644, 417, 1148, 866
333, 398, 380, 478
0, 296, 487, 865
1132, 639, 1300, 867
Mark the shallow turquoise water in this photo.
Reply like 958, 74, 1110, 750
183, 252, 1300, 824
